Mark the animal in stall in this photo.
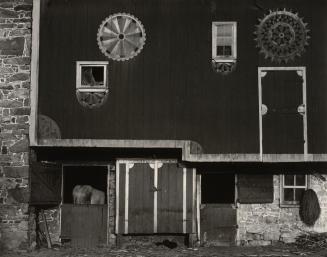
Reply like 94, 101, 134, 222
72, 185, 105, 204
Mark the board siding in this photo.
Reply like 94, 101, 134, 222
36, 0, 327, 154
237, 174, 274, 204
30, 162, 62, 205
262, 71, 304, 154
128, 163, 154, 234
61, 204, 107, 247
157, 163, 183, 233
118, 163, 126, 234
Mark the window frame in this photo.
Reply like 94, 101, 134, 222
76, 61, 109, 92
212, 21, 237, 62
280, 174, 309, 207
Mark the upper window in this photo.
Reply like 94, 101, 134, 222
281, 174, 308, 206
212, 22, 237, 62
75, 61, 109, 109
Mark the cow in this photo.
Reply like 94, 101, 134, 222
72, 185, 105, 204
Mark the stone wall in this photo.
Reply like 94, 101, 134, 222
237, 175, 327, 246
0, 0, 32, 251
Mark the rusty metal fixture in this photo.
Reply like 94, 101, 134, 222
254, 9, 310, 63
76, 91, 109, 109
212, 61, 236, 74
97, 13, 146, 61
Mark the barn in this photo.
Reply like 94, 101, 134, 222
1, 0, 327, 250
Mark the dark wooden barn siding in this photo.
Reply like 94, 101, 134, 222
38, 0, 327, 154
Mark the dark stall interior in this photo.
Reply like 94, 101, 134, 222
63, 166, 108, 204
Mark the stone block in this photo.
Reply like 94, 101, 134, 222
7, 88, 29, 99
248, 240, 271, 246
3, 166, 28, 178
14, 4, 32, 12
9, 137, 28, 153
263, 231, 280, 241
10, 29, 30, 37
4, 57, 30, 65
0, 7, 18, 18
10, 107, 30, 115
7, 73, 29, 82
7, 187, 29, 204
0, 37, 24, 56
0, 99, 23, 108
0, 229, 28, 250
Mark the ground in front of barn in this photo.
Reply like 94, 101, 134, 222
2, 243, 327, 257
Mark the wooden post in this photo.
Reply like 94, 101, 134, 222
41, 210, 52, 249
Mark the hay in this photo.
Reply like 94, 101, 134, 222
299, 189, 321, 226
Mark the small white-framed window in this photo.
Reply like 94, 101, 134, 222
212, 22, 237, 62
76, 61, 108, 92
280, 174, 308, 206
75, 61, 109, 109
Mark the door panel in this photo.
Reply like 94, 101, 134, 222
128, 163, 154, 234
61, 204, 107, 247
261, 69, 306, 154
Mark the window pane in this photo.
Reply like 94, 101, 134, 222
81, 66, 104, 86
216, 24, 233, 37
216, 46, 232, 56
284, 188, 294, 201
296, 175, 306, 186
284, 175, 294, 186
295, 188, 305, 201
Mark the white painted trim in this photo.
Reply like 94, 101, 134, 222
124, 164, 129, 234
106, 165, 110, 245
302, 68, 308, 158
258, 67, 307, 158
115, 163, 120, 234
182, 168, 187, 234
76, 61, 109, 89
153, 161, 158, 233
196, 175, 201, 241
30, 0, 41, 146
192, 168, 196, 234
212, 21, 237, 60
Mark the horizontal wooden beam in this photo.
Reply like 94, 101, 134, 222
35, 139, 327, 163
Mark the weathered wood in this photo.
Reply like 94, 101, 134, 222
128, 163, 154, 233
201, 204, 237, 245
30, 162, 62, 205
41, 209, 52, 249
237, 174, 274, 204
61, 204, 107, 247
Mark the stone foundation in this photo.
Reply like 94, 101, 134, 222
0, 0, 32, 250
237, 175, 327, 246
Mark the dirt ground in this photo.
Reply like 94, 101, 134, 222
2, 243, 327, 257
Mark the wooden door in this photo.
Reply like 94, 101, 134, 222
259, 68, 307, 155
61, 204, 107, 247
30, 162, 62, 205
116, 160, 197, 235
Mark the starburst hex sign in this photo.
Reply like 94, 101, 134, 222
97, 13, 146, 61
254, 9, 310, 63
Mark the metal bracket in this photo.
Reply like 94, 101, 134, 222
297, 104, 306, 115
261, 104, 268, 115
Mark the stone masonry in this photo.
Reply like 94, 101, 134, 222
0, 0, 32, 251
237, 175, 327, 246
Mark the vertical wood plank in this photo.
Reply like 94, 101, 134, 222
182, 168, 187, 233
118, 164, 126, 234
106, 165, 110, 245
196, 175, 201, 241
124, 164, 129, 234
153, 161, 158, 233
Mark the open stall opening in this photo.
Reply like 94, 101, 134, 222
63, 165, 108, 204
61, 165, 109, 247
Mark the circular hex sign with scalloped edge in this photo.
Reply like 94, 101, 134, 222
97, 13, 146, 61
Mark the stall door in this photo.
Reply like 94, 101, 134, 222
61, 204, 107, 247
116, 160, 196, 235
259, 68, 307, 155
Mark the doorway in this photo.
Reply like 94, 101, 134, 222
61, 165, 109, 247
200, 173, 237, 246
